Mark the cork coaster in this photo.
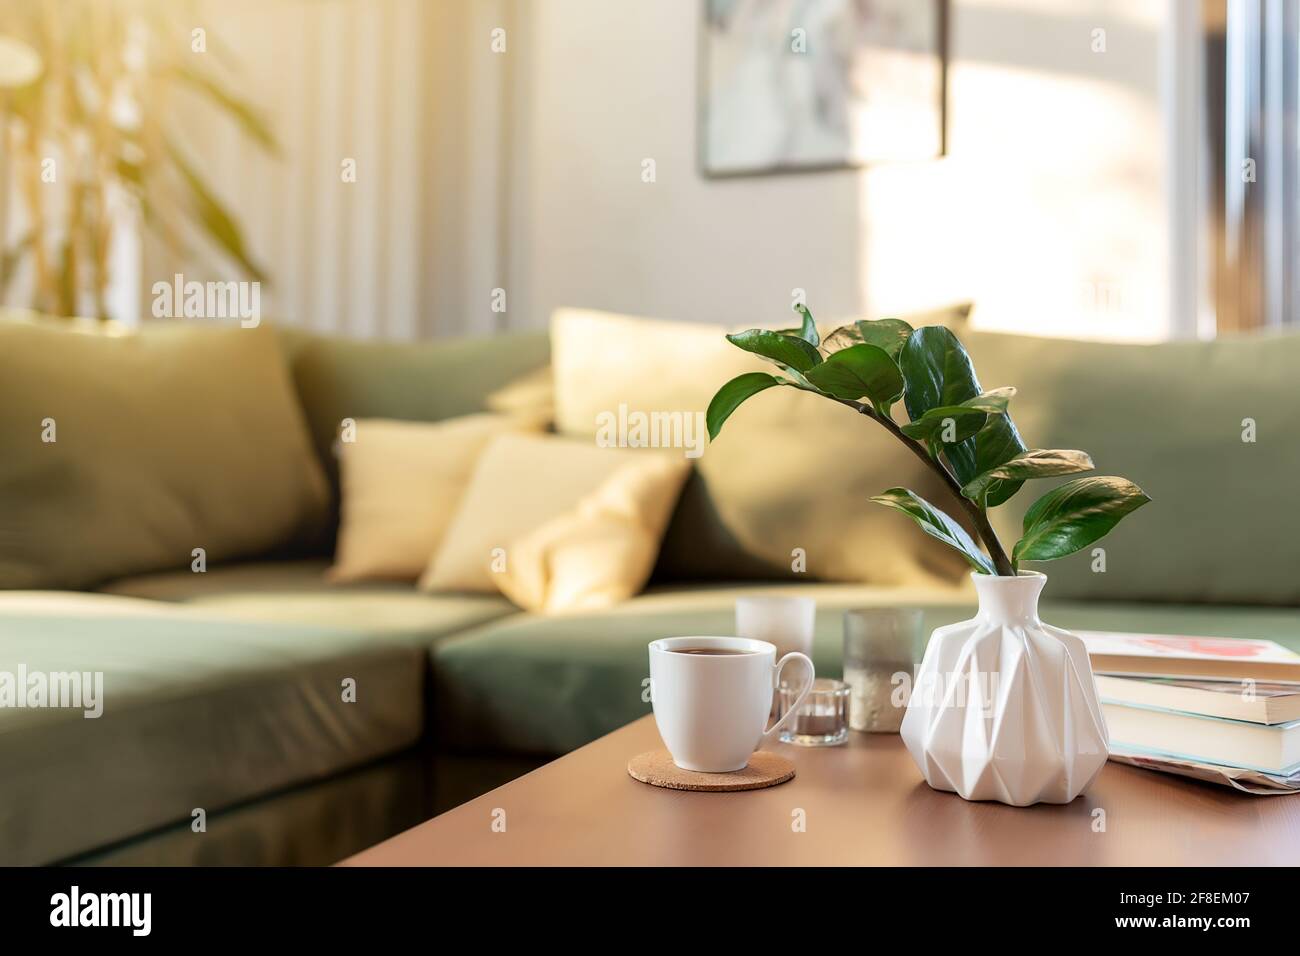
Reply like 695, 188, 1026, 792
627, 749, 795, 792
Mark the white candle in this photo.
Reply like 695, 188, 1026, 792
734, 595, 816, 659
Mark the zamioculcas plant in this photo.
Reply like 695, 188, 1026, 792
706, 305, 1150, 576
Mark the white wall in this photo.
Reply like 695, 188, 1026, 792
131, 0, 1176, 342
508, 0, 864, 332
508, 0, 1173, 341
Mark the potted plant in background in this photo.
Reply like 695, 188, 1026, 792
707, 305, 1151, 806
0, 1, 275, 320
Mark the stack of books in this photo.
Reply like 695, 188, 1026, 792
1078, 631, 1300, 780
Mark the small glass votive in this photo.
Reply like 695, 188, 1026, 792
777, 678, 850, 746
843, 608, 925, 733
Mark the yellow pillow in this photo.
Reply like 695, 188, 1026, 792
496, 456, 691, 613
484, 365, 554, 417
329, 414, 544, 583
419, 433, 690, 599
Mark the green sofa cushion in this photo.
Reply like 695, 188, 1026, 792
966, 329, 1300, 605
0, 592, 428, 866
431, 583, 1300, 756
99, 559, 518, 636
431, 582, 969, 755
0, 317, 330, 589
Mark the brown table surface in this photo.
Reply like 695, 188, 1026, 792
342, 715, 1300, 866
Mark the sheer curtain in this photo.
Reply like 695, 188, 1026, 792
1209, 0, 1300, 332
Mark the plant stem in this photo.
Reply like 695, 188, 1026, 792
840, 400, 1016, 576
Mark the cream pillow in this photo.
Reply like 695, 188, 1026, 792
551, 305, 971, 435
419, 433, 690, 598
495, 456, 690, 613
329, 414, 544, 583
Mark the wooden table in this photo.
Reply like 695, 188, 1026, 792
343, 716, 1300, 866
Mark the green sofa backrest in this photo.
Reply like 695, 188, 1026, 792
966, 328, 1300, 606
278, 322, 1300, 607
274, 326, 551, 543
0, 316, 331, 589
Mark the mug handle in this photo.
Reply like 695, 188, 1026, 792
761, 652, 815, 746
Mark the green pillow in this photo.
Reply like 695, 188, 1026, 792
0, 317, 330, 589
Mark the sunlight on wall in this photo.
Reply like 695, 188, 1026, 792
515, 0, 1175, 345
859, 0, 1169, 342
122, 0, 1176, 343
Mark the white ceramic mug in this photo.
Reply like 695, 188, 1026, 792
648, 636, 816, 772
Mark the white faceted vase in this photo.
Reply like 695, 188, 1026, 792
900, 571, 1109, 806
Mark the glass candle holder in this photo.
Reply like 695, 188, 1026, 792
843, 608, 924, 733
777, 678, 850, 746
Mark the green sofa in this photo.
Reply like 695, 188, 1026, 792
3, 317, 1299, 866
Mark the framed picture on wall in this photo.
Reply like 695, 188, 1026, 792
700, 0, 947, 177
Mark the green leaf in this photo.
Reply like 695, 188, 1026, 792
899, 406, 986, 443
55, 236, 76, 317
706, 372, 781, 441
822, 318, 914, 359
962, 386, 1016, 414
724, 329, 823, 373
899, 328, 1027, 500
973, 415, 1029, 507
172, 64, 279, 154
0, 230, 34, 299
898, 390, 1012, 442
961, 449, 1095, 501
870, 488, 995, 574
792, 304, 820, 348
899, 327, 979, 418
899, 327, 982, 476
803, 343, 904, 411
115, 156, 145, 189
1013, 476, 1151, 565
166, 137, 269, 283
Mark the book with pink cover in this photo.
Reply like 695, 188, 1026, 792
1077, 631, 1300, 681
